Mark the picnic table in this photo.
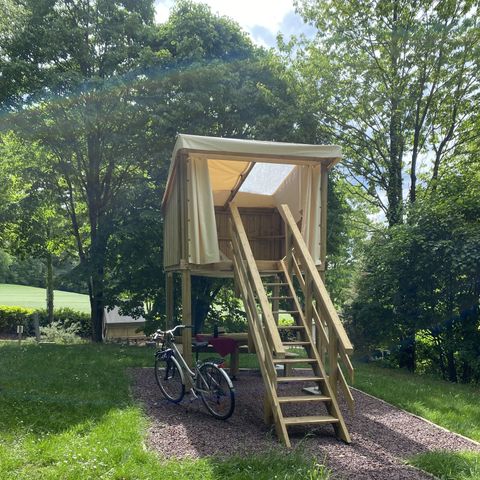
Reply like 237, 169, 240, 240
196, 332, 249, 379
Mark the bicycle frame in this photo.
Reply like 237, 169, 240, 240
159, 330, 232, 394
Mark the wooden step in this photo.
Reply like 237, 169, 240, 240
270, 296, 293, 300
283, 415, 339, 426
273, 358, 316, 364
282, 341, 310, 346
276, 376, 323, 383
264, 282, 288, 286
277, 325, 304, 330
278, 395, 331, 403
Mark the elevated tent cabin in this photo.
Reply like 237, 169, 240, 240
162, 134, 355, 447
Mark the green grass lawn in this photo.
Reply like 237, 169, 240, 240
353, 362, 480, 442
354, 362, 480, 480
0, 342, 329, 479
0, 283, 90, 312
409, 451, 480, 480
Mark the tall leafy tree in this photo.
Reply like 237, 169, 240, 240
291, 0, 479, 225
1, 0, 159, 341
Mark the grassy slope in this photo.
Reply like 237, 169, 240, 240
0, 342, 329, 480
0, 283, 90, 312
354, 362, 480, 480
354, 362, 480, 442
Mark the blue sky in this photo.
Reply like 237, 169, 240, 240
154, 0, 316, 48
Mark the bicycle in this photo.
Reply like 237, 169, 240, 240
152, 324, 235, 420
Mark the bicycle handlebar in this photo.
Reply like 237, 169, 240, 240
153, 324, 193, 339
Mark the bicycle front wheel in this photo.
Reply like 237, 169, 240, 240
198, 363, 235, 420
154, 354, 185, 403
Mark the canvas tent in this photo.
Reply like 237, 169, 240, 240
162, 134, 341, 269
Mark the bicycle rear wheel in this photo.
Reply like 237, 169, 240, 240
154, 354, 185, 403
198, 363, 235, 420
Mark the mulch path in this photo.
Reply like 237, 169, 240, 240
131, 368, 480, 480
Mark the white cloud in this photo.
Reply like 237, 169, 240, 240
154, 0, 311, 47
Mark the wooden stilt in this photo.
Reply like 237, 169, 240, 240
181, 269, 192, 366
165, 272, 174, 330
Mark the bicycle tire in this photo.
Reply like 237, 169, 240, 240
198, 362, 235, 420
154, 354, 185, 403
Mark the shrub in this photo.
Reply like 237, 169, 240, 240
0, 305, 34, 333
0, 305, 91, 337
36, 308, 91, 337
40, 321, 85, 344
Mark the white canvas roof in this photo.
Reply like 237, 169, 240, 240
162, 134, 342, 208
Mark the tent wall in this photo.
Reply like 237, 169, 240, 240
163, 168, 181, 268
215, 207, 285, 261
187, 156, 220, 264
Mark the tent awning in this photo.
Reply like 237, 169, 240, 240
162, 134, 342, 209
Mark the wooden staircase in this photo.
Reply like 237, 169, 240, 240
229, 204, 355, 447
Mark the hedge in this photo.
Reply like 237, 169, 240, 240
0, 305, 91, 337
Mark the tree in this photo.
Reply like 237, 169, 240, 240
104, 1, 346, 333
0, 133, 73, 322
1, 0, 160, 341
348, 154, 480, 377
291, 0, 479, 225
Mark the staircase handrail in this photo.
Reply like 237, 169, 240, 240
278, 204, 353, 355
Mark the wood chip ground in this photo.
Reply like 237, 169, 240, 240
131, 368, 480, 480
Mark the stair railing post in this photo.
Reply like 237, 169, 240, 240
328, 331, 339, 396
304, 271, 313, 336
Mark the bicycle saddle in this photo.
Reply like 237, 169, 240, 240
192, 340, 209, 351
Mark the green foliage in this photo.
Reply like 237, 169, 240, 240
205, 284, 248, 334
349, 155, 480, 379
0, 249, 12, 282
36, 308, 91, 337
39, 321, 84, 344
291, 0, 479, 224
0, 305, 34, 332
409, 451, 480, 480
0, 305, 90, 336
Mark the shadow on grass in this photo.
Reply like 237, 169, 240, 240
0, 342, 152, 436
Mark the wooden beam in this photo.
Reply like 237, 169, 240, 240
320, 163, 328, 282
223, 162, 256, 208
165, 272, 174, 330
181, 270, 192, 366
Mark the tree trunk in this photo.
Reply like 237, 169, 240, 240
398, 331, 416, 372
46, 252, 54, 324
387, 3, 404, 226
90, 273, 104, 342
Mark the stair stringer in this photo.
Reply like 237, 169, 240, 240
280, 260, 352, 443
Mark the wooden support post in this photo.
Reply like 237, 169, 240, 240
165, 272, 174, 330
181, 270, 193, 366
318, 164, 328, 349
34, 313, 40, 342
319, 163, 328, 282
305, 272, 313, 336
285, 229, 293, 278
272, 276, 280, 326
329, 333, 339, 396
263, 394, 274, 425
